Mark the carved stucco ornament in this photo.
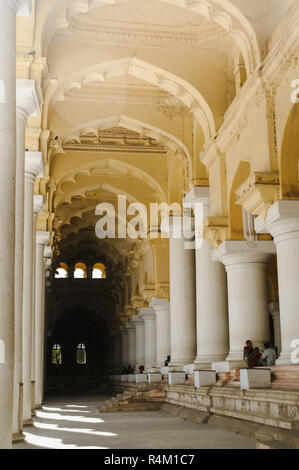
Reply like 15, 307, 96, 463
203, 216, 229, 250
235, 172, 280, 220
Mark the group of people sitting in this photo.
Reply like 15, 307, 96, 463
243, 340, 277, 368
121, 365, 134, 374
121, 364, 145, 374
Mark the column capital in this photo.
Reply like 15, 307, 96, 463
16, 79, 40, 121
131, 315, 144, 326
213, 240, 275, 271
140, 307, 156, 322
4, 0, 32, 15
256, 200, 299, 244
150, 297, 170, 312
34, 195, 44, 216
120, 325, 128, 336
184, 186, 210, 207
269, 302, 280, 318
25, 151, 44, 182
36, 231, 50, 247
44, 245, 52, 259
124, 323, 136, 334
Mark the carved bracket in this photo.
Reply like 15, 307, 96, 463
236, 172, 280, 220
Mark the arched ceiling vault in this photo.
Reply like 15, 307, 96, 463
46, 57, 216, 141
35, 0, 263, 72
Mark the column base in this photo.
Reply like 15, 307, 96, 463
276, 352, 295, 366
168, 358, 195, 372
23, 418, 34, 427
12, 432, 25, 443
35, 404, 43, 410
212, 360, 247, 373
183, 364, 195, 374
194, 354, 227, 370
148, 373, 162, 383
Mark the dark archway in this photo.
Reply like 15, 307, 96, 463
46, 306, 109, 394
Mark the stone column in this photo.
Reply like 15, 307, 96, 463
163, 217, 196, 368
131, 315, 145, 371
0, 0, 31, 449
140, 307, 156, 371
150, 298, 170, 368
13, 80, 40, 440
185, 187, 229, 368
31, 196, 43, 416
120, 326, 129, 368
214, 241, 274, 367
34, 232, 50, 408
111, 330, 122, 373
22, 152, 43, 425
125, 323, 136, 371
256, 201, 299, 364
269, 302, 281, 356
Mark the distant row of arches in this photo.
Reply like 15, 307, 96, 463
55, 262, 107, 279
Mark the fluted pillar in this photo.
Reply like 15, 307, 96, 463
13, 80, 40, 441
214, 241, 274, 367
22, 153, 43, 425
140, 307, 156, 371
185, 187, 229, 368
34, 232, 50, 408
0, 0, 32, 449
131, 315, 145, 371
150, 298, 170, 368
256, 201, 299, 364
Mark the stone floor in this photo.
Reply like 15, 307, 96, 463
12, 393, 256, 449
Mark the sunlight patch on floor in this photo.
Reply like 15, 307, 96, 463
34, 421, 117, 437
23, 431, 108, 449
35, 410, 104, 423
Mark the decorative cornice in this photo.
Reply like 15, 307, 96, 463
64, 20, 226, 48
62, 143, 166, 154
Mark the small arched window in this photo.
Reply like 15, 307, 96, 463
92, 263, 107, 279
74, 263, 87, 279
52, 344, 62, 365
55, 263, 68, 279
76, 343, 87, 364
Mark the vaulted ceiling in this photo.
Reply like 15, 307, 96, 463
17, 0, 290, 269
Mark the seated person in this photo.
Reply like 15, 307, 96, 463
121, 366, 127, 375
250, 347, 262, 368
165, 355, 171, 366
127, 365, 134, 374
138, 365, 145, 374
243, 340, 254, 368
258, 342, 277, 366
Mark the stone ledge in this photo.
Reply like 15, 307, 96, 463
161, 403, 210, 424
